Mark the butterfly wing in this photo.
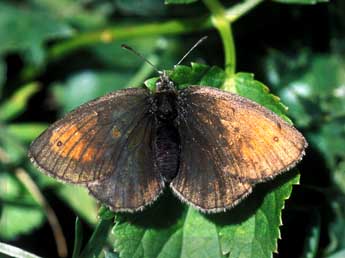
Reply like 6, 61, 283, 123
29, 87, 164, 211
171, 86, 307, 212
87, 113, 163, 212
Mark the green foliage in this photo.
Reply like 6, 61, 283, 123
165, 0, 199, 4
0, 83, 40, 122
273, 0, 329, 4
0, 173, 45, 239
0, 1, 72, 65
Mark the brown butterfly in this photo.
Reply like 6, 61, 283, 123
28, 38, 307, 213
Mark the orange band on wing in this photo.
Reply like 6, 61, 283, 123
49, 114, 102, 162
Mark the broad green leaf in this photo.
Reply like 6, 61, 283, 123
104, 250, 120, 258
165, 0, 199, 4
0, 173, 45, 240
91, 37, 159, 69
7, 123, 48, 142
114, 0, 166, 16
0, 83, 40, 122
327, 250, 345, 258
273, 0, 329, 4
224, 72, 290, 122
28, 0, 108, 28
0, 242, 43, 258
0, 2, 72, 65
0, 127, 27, 164
300, 211, 320, 258
113, 63, 301, 258
56, 184, 98, 225
309, 122, 345, 170
218, 174, 299, 258
51, 71, 133, 114
0, 59, 5, 96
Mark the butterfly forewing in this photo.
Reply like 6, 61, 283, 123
171, 86, 307, 212
29, 88, 153, 184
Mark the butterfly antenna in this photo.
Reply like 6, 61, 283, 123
176, 36, 208, 66
121, 44, 162, 75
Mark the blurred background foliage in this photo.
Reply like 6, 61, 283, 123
0, 0, 344, 258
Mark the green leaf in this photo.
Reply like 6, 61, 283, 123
0, 2, 73, 64
56, 184, 98, 225
219, 174, 299, 258
327, 250, 345, 258
72, 217, 83, 258
0, 58, 5, 97
165, 0, 199, 4
79, 217, 113, 258
273, 0, 329, 4
0, 173, 45, 240
0, 82, 40, 122
104, 250, 120, 258
6, 123, 48, 142
300, 211, 321, 258
113, 63, 301, 258
0, 127, 27, 164
0, 241, 43, 258
114, 0, 166, 16
51, 71, 133, 114
224, 73, 290, 123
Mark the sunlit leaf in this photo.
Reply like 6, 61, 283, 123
0, 83, 40, 122
114, 0, 166, 16
0, 173, 45, 240
56, 185, 98, 225
0, 59, 5, 97
0, 2, 73, 64
165, 0, 199, 4
51, 71, 133, 114
273, 0, 329, 4
7, 123, 48, 143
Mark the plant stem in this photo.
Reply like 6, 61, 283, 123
15, 168, 67, 258
226, 0, 265, 22
202, 0, 236, 76
49, 16, 212, 60
78, 217, 113, 258
48, 0, 264, 62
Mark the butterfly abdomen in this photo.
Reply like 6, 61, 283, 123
153, 91, 180, 182
154, 124, 180, 182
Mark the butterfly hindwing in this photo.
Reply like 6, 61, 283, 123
87, 113, 164, 212
171, 86, 307, 212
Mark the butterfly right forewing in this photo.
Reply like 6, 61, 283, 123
170, 86, 307, 212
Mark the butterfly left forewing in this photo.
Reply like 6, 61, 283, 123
29, 88, 152, 184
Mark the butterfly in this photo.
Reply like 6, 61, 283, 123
28, 38, 307, 213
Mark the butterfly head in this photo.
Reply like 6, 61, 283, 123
156, 70, 176, 93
